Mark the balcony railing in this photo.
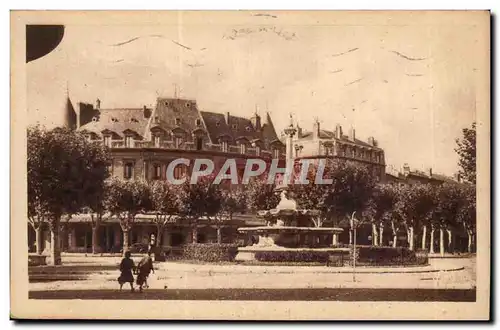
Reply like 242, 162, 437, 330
99, 139, 282, 158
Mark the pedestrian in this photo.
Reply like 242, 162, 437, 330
148, 234, 156, 254
136, 251, 155, 292
118, 251, 136, 292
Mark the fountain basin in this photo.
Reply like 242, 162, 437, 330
238, 226, 343, 253
239, 226, 343, 234
235, 246, 350, 262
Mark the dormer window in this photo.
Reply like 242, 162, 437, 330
216, 121, 221, 127
174, 137, 182, 149
195, 118, 201, 127
103, 135, 111, 147
175, 118, 181, 126
273, 148, 280, 158
232, 124, 237, 130
246, 126, 251, 132
154, 135, 161, 148
165, 101, 169, 106
186, 102, 191, 107
125, 136, 134, 148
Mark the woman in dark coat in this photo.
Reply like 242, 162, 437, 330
118, 251, 136, 292
136, 251, 155, 292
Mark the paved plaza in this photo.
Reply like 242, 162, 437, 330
28, 254, 476, 300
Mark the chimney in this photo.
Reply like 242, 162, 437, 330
427, 167, 433, 178
403, 163, 410, 176
296, 124, 302, 138
368, 136, 376, 146
76, 103, 81, 128
225, 112, 230, 125
335, 124, 343, 139
251, 113, 261, 130
349, 127, 356, 141
143, 106, 152, 119
95, 98, 101, 110
313, 119, 320, 140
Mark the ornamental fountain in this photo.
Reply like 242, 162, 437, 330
235, 116, 347, 262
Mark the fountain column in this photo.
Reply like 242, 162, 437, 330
332, 233, 339, 246
283, 114, 297, 186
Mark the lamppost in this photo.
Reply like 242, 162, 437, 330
350, 211, 357, 282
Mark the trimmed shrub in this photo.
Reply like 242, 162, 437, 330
181, 243, 239, 262
347, 246, 428, 266
255, 250, 330, 263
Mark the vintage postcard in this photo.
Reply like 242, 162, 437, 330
10, 10, 490, 320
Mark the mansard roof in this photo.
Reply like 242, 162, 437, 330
77, 97, 280, 148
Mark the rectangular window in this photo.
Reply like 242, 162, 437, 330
154, 135, 161, 148
255, 146, 261, 156
240, 144, 246, 154
273, 148, 280, 158
153, 164, 161, 180
124, 162, 134, 179
175, 137, 182, 149
103, 135, 111, 147
196, 137, 203, 150
221, 141, 228, 152
173, 165, 186, 180
125, 136, 133, 148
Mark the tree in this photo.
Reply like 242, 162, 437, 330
104, 178, 151, 254
289, 169, 336, 228
177, 176, 222, 243
211, 185, 247, 243
27, 126, 110, 264
149, 180, 181, 247
364, 184, 398, 246
434, 183, 464, 255
456, 184, 476, 253
394, 184, 435, 251
82, 161, 111, 254
455, 122, 476, 184
246, 177, 280, 214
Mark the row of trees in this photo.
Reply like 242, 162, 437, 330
287, 160, 476, 254
28, 125, 476, 264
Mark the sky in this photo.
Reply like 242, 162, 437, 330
27, 11, 481, 176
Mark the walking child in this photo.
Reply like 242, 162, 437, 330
136, 251, 155, 292
118, 251, 136, 292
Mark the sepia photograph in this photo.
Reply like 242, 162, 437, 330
10, 10, 490, 320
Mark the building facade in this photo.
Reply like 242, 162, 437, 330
384, 163, 459, 186
29, 96, 286, 254
290, 119, 386, 182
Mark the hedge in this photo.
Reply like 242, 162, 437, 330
255, 250, 331, 263
348, 246, 429, 266
180, 243, 239, 262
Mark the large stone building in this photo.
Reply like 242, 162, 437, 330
28, 96, 286, 254
289, 119, 386, 182
384, 164, 459, 186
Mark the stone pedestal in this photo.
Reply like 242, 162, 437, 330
332, 233, 339, 246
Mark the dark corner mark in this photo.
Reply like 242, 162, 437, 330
26, 25, 65, 63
